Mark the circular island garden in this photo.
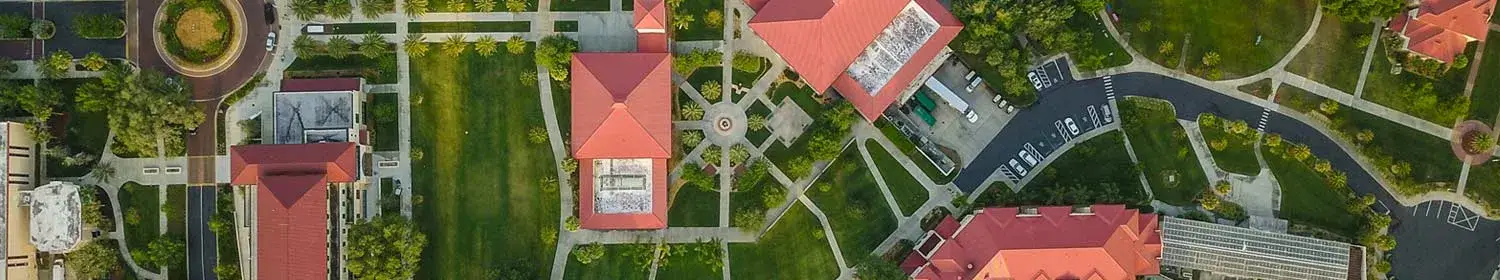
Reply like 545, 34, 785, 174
154, 0, 244, 77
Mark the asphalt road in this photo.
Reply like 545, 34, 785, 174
187, 187, 219, 280
957, 71, 1500, 278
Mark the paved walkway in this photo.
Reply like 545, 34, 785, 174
1353, 19, 1385, 98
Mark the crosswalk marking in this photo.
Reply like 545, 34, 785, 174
1103, 76, 1116, 101
1256, 109, 1271, 132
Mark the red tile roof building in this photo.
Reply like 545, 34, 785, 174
902, 205, 1162, 280
1388, 0, 1497, 62
568, 3, 674, 230
747, 0, 962, 121
230, 142, 361, 279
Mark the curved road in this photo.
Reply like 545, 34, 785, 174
956, 72, 1500, 279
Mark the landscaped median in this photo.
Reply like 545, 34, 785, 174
1198, 114, 1262, 175
1118, 97, 1208, 206
977, 131, 1150, 208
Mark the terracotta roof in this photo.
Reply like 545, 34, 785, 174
1390, 0, 1497, 62
912, 205, 1162, 280
638, 33, 669, 53
749, 0, 962, 121
229, 142, 360, 280
576, 158, 669, 229
635, 0, 668, 31
569, 52, 673, 158
280, 78, 363, 92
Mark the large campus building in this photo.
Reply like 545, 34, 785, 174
1, 122, 39, 280
570, 0, 674, 230
1388, 0, 1497, 63
231, 78, 371, 279
745, 0, 963, 121
901, 205, 1163, 280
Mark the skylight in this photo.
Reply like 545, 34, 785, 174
846, 2, 939, 95
593, 158, 654, 214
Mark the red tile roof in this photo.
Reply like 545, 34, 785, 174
229, 142, 360, 280
280, 78, 363, 92
910, 205, 1162, 280
635, 0, 667, 31
569, 52, 673, 229
749, 0, 962, 121
1390, 0, 1497, 62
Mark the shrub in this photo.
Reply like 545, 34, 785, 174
1467, 133, 1495, 154
732, 51, 764, 74
700, 81, 721, 101
732, 210, 764, 228
0, 13, 29, 38
474, 36, 499, 57
1199, 192, 1221, 210
37, 51, 72, 79
527, 127, 548, 144
72, 14, 124, 39
747, 114, 767, 131
506, 36, 526, 54
30, 20, 53, 39
573, 243, 605, 264
680, 130, 704, 149
705, 9, 723, 28
1318, 99, 1340, 115
1214, 180, 1232, 194
81, 52, 109, 71
565, 216, 580, 232
536, 35, 578, 81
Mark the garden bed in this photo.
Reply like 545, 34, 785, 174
285, 49, 398, 84
159, 0, 234, 64
1266, 145, 1362, 238
563, 244, 651, 280
1468, 30, 1500, 124
366, 93, 400, 151
408, 21, 530, 33
1238, 78, 1274, 99
313, 22, 397, 34
1328, 104, 1462, 194
1198, 114, 1262, 175
670, 0, 723, 41
119, 182, 161, 273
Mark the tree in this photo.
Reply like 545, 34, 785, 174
748, 114, 767, 131
294, 35, 323, 57
679, 102, 704, 120
565, 216, 581, 231
37, 50, 72, 79
705, 9, 724, 28
1322, 0, 1405, 22
1318, 99, 1340, 115
144, 237, 186, 268
73, 66, 204, 157
475, 0, 496, 12
89, 162, 116, 185
1389, 162, 1412, 178
81, 52, 108, 71
1265, 133, 1283, 147
346, 216, 428, 280
404, 34, 429, 57
505, 0, 528, 12
326, 36, 355, 59
1469, 133, 1496, 153
1073, 0, 1106, 12
672, 14, 695, 30
474, 36, 499, 57
1314, 159, 1333, 175
701, 145, 721, 164
681, 130, 703, 149
506, 36, 526, 54
1199, 192, 1221, 210
442, 35, 467, 57
446, 0, 468, 12
404, 0, 429, 16
360, 33, 389, 58
855, 256, 907, 280
699, 80, 721, 101
536, 35, 578, 81
527, 127, 548, 144
1157, 41, 1175, 57
325, 0, 354, 19
0, 56, 16, 75
361, 0, 397, 18
2, 84, 60, 123
1356, 129, 1375, 143
292, 0, 322, 20
574, 243, 606, 264
1201, 51, 1221, 67
66, 241, 120, 280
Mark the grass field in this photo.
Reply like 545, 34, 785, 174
1069, 9, 1132, 71
654, 242, 723, 279
1266, 149, 1361, 238
166, 186, 186, 235
865, 140, 928, 216
556, 21, 579, 32
808, 147, 898, 261
1285, 15, 1373, 93
408, 21, 530, 33
668, 176, 720, 227
746, 100, 773, 146
1361, 42, 1474, 124
1468, 31, 1500, 124
317, 22, 397, 34
1238, 78, 1274, 99
119, 182, 160, 273
285, 51, 399, 84
1273, 85, 1327, 114
671, 0, 723, 41
875, 119, 952, 184
1112, 0, 1315, 79
731, 54, 770, 90
984, 131, 1149, 208
563, 244, 651, 280
427, 0, 537, 12
410, 43, 560, 279
1119, 98, 1208, 205
1198, 116, 1262, 175
551, 0, 611, 11
728, 204, 840, 279
368, 93, 400, 151
1464, 162, 1500, 214
1330, 105, 1462, 193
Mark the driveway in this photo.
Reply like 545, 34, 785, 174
956, 71, 1500, 279
186, 187, 219, 280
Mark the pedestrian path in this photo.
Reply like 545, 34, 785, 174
1103, 75, 1117, 101
1256, 108, 1272, 132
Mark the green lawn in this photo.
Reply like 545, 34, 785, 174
668, 176, 720, 227
285, 50, 399, 84
551, 0, 611, 11
166, 186, 186, 235
317, 22, 398, 34
213, 186, 242, 279
1285, 15, 1373, 93
654, 242, 723, 279
1198, 116, 1262, 175
731, 53, 770, 90
563, 244, 651, 280
1119, 97, 1208, 206
807, 147, 897, 261
729, 204, 840, 279
875, 119, 952, 184
410, 43, 560, 279
1266, 148, 1361, 238
746, 100, 773, 146
687, 67, 724, 103
1068, 9, 1133, 71
552, 76, 572, 137
1112, 0, 1315, 79
1329, 104, 1462, 194
1238, 78, 1274, 99
48, 78, 108, 177
556, 21, 580, 32
1273, 85, 1327, 114
1467, 31, 1500, 124
980, 131, 1149, 208
762, 83, 851, 181
865, 140, 928, 216
1361, 41, 1474, 124
426, 0, 537, 12
119, 182, 160, 273
408, 21, 530, 33
671, 0, 724, 41
1464, 162, 1500, 215
367, 93, 400, 151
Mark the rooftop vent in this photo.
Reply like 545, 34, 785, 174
1017, 207, 1040, 217
1070, 205, 1095, 216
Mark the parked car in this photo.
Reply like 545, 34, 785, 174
1064, 117, 1079, 136
965, 78, 985, 92
1027, 72, 1043, 90
1008, 159, 1028, 177
964, 110, 979, 123
1019, 150, 1038, 166
266, 32, 277, 51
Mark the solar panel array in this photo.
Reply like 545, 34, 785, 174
846, 3, 939, 94
1161, 217, 1360, 280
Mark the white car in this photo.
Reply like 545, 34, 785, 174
1008, 159, 1028, 177
1019, 150, 1039, 166
1027, 72, 1043, 90
965, 110, 979, 123
266, 32, 277, 51
1065, 117, 1080, 136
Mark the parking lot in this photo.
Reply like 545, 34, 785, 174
1390, 200, 1500, 279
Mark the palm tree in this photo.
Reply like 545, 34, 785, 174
89, 162, 116, 184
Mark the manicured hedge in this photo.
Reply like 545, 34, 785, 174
73, 14, 125, 39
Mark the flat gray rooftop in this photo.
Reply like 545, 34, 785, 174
273, 91, 355, 144
1161, 216, 1360, 280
